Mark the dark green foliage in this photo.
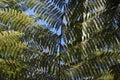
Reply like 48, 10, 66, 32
0, 0, 120, 80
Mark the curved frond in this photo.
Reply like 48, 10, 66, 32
0, 8, 43, 31
65, 0, 120, 59
60, 55, 120, 79
23, 0, 63, 29
0, 30, 27, 58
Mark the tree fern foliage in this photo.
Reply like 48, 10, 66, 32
0, 0, 120, 80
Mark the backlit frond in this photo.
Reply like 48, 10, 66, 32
23, 0, 63, 29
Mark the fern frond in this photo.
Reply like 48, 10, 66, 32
60, 55, 120, 79
0, 30, 27, 58
0, 30, 29, 79
43, 0, 66, 9
0, 58, 28, 79
0, 30, 23, 41
0, 8, 46, 43
19, 47, 61, 79
96, 73, 114, 80
0, 0, 21, 9
65, 0, 120, 59
22, 0, 63, 29
0, 8, 43, 31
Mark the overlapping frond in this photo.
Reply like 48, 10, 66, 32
64, 0, 120, 59
23, 0, 63, 29
0, 30, 28, 79
0, 30, 26, 58
0, 30, 60, 79
0, 8, 43, 31
0, 0, 120, 79
0, 8, 44, 51
60, 52, 120, 79
61, 0, 120, 79
0, 58, 27, 79
23, 53, 60, 79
